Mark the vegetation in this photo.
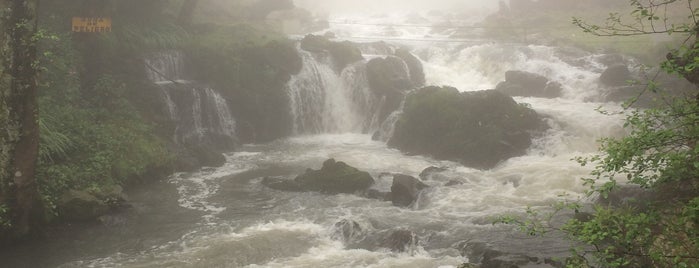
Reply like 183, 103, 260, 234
497, 1, 699, 267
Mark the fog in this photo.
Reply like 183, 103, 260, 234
294, 0, 500, 15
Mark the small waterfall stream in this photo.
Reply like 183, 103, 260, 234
145, 51, 237, 147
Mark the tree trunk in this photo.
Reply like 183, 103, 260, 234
5, 0, 40, 237
178, 0, 199, 26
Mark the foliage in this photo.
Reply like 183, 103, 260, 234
495, 1, 699, 267
35, 31, 171, 216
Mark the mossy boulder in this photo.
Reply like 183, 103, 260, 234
495, 70, 562, 98
388, 86, 546, 169
300, 34, 364, 71
264, 159, 375, 194
58, 190, 110, 222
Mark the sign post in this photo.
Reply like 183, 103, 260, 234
71, 17, 112, 33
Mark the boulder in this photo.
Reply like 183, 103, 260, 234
418, 166, 448, 180
281, 159, 375, 194
390, 174, 428, 207
495, 70, 562, 98
58, 190, 110, 222
262, 176, 303, 192
333, 219, 365, 242
300, 34, 363, 71
366, 56, 415, 124
388, 86, 546, 169
599, 64, 632, 87
394, 48, 426, 87
381, 229, 419, 253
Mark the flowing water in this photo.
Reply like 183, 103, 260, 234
4, 11, 632, 268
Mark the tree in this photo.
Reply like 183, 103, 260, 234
0, 0, 41, 238
498, 1, 699, 267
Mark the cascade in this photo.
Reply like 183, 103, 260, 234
286, 48, 381, 134
145, 51, 237, 147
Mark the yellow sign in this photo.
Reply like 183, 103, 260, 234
72, 17, 112, 33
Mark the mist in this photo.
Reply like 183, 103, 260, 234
294, 0, 500, 16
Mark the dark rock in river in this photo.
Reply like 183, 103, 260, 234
300, 34, 364, 71
381, 229, 419, 253
495, 70, 562, 98
418, 166, 448, 180
366, 56, 416, 124
333, 219, 365, 242
265, 159, 375, 194
390, 174, 428, 207
394, 48, 426, 87
599, 64, 632, 87
388, 86, 546, 169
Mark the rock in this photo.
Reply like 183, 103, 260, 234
300, 34, 363, 71
495, 70, 562, 98
191, 145, 226, 167
445, 180, 464, 186
366, 188, 392, 201
92, 184, 129, 208
390, 174, 428, 207
333, 219, 365, 242
418, 166, 448, 180
388, 86, 546, 169
394, 48, 425, 87
366, 56, 414, 96
58, 190, 110, 222
381, 229, 419, 253
599, 64, 632, 87
456, 241, 547, 268
262, 176, 303, 192
291, 159, 375, 194
366, 56, 415, 123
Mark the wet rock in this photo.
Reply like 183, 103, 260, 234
291, 159, 375, 194
366, 188, 392, 201
262, 176, 303, 192
495, 70, 562, 98
366, 56, 415, 124
418, 166, 448, 180
58, 190, 109, 222
390, 174, 428, 207
300, 34, 363, 71
333, 219, 365, 242
394, 48, 425, 87
381, 229, 419, 253
388, 86, 546, 169
445, 180, 464, 186
456, 241, 550, 268
599, 64, 632, 87
191, 145, 226, 168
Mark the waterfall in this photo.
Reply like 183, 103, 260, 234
286, 48, 380, 134
145, 51, 237, 148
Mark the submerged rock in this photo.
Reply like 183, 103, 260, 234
390, 174, 428, 207
333, 219, 365, 242
381, 229, 419, 253
495, 70, 562, 98
388, 86, 546, 169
